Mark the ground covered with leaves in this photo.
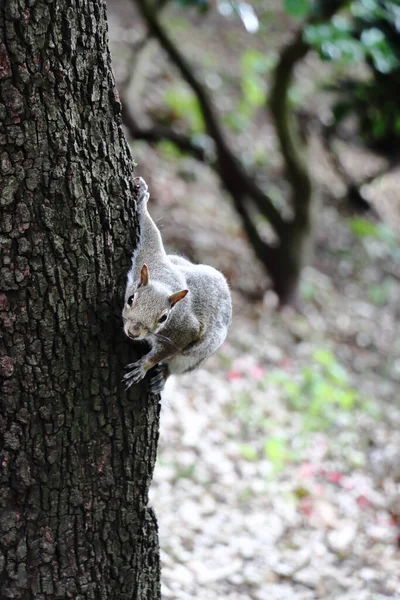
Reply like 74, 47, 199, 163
145, 158, 400, 600
108, 3, 400, 598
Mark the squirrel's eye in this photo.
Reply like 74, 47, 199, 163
127, 294, 135, 306
158, 314, 168, 324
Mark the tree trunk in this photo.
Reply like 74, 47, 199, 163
268, 228, 313, 308
0, 1, 161, 598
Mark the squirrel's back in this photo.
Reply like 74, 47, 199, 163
181, 262, 231, 325
164, 260, 232, 375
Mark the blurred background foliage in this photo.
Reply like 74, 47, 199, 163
108, 0, 400, 597
115, 0, 400, 305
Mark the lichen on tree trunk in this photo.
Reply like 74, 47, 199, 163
0, 1, 161, 598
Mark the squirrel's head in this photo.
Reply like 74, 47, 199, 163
122, 264, 188, 341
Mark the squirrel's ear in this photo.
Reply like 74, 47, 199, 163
169, 289, 188, 307
140, 264, 149, 286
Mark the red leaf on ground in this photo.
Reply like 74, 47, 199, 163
356, 494, 372, 509
250, 365, 264, 380
299, 497, 314, 516
324, 470, 344, 485
227, 369, 243, 381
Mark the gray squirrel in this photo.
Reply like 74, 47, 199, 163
122, 177, 232, 392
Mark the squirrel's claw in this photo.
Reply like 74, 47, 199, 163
123, 362, 167, 393
123, 361, 147, 389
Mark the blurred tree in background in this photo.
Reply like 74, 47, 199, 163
119, 0, 399, 305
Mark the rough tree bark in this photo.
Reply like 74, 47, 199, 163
0, 1, 160, 598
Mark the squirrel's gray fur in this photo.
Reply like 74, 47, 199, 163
122, 177, 232, 392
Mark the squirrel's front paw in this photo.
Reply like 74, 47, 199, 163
123, 360, 147, 389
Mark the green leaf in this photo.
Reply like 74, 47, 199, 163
242, 75, 265, 107
300, 280, 317, 301
164, 87, 205, 134
351, 0, 389, 22
350, 217, 380, 238
304, 19, 364, 63
241, 49, 274, 75
328, 363, 348, 385
304, 23, 336, 45
368, 278, 393, 306
264, 437, 288, 465
369, 45, 400, 73
313, 349, 335, 367
158, 140, 183, 159
321, 38, 364, 62
238, 49, 270, 114
336, 390, 356, 410
361, 28, 400, 73
284, 0, 310, 18
361, 27, 385, 47
240, 444, 258, 461
331, 15, 353, 33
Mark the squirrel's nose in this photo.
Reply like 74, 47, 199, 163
127, 323, 142, 339
124, 321, 141, 340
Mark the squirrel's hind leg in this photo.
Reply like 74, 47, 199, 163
134, 177, 150, 208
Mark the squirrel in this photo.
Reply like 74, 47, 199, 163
122, 177, 232, 393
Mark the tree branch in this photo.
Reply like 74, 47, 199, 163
227, 191, 279, 276
320, 123, 391, 213
121, 102, 212, 162
269, 0, 348, 227
132, 0, 286, 235
269, 29, 311, 225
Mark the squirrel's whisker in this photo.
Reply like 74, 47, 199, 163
153, 332, 182, 353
